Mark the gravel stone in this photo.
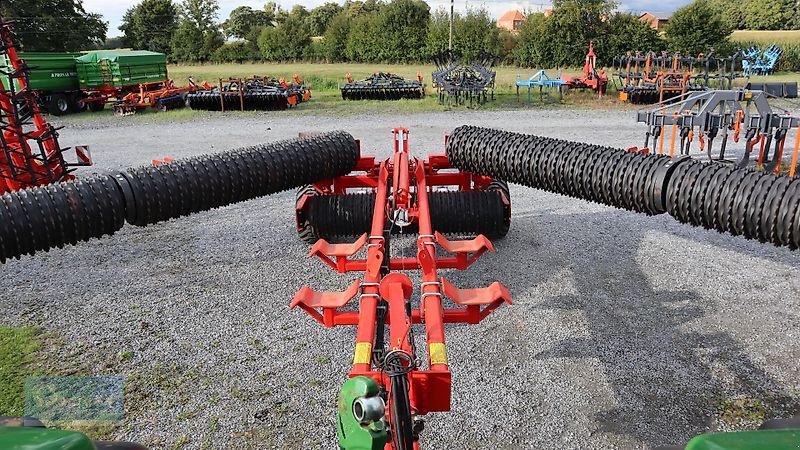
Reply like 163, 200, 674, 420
1, 108, 798, 450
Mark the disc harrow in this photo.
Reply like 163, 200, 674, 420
0, 131, 359, 262
340, 72, 425, 101
186, 76, 310, 112
445, 125, 800, 248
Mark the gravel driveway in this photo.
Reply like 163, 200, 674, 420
1, 107, 798, 449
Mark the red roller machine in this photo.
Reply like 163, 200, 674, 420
292, 128, 512, 450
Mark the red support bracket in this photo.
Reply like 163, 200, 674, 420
441, 278, 512, 324
434, 232, 494, 269
290, 279, 361, 327
309, 233, 368, 272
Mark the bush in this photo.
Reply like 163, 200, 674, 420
665, 0, 732, 56
257, 15, 312, 61
213, 41, 260, 63
777, 43, 800, 72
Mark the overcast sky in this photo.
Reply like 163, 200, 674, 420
85, 0, 692, 37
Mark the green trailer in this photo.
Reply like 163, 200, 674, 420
75, 51, 167, 90
1, 50, 169, 115
2, 52, 84, 115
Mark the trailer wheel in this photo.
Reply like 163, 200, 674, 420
87, 102, 105, 112
46, 94, 70, 116
68, 94, 86, 113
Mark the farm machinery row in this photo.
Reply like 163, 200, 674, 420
2, 119, 800, 449
614, 51, 742, 104
186, 75, 311, 111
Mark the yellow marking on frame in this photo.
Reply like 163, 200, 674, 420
353, 342, 372, 365
429, 343, 448, 366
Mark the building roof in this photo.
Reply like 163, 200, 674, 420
498, 9, 526, 22
639, 11, 673, 21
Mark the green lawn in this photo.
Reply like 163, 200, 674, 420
0, 326, 39, 416
732, 30, 800, 44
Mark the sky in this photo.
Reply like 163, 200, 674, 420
84, 0, 693, 37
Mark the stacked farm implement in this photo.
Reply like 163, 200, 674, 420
0, 18, 91, 193
187, 75, 310, 112
431, 50, 496, 107
635, 89, 800, 175
2, 125, 800, 450
340, 72, 425, 100
614, 51, 742, 104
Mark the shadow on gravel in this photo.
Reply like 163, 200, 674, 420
486, 208, 799, 447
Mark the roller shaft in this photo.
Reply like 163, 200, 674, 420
445, 125, 800, 249
0, 131, 360, 262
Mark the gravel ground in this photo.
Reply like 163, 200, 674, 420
1, 107, 799, 450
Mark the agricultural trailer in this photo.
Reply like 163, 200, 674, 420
2, 121, 800, 449
1, 52, 84, 115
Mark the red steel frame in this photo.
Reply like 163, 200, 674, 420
0, 19, 73, 193
292, 129, 512, 449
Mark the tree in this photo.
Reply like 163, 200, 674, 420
1, 0, 107, 51
368, 0, 430, 62
454, 8, 502, 61
345, 14, 379, 61
178, 0, 219, 31
600, 13, 664, 66
308, 3, 344, 36
425, 7, 503, 61
120, 0, 178, 55
222, 6, 273, 40
257, 15, 311, 60
665, 0, 731, 56
343, 0, 385, 18
424, 8, 451, 58
547, 0, 615, 66
323, 13, 352, 61
170, 0, 223, 62
513, 12, 555, 67
741, 0, 794, 30
214, 41, 260, 62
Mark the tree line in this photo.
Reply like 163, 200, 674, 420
2, 0, 798, 67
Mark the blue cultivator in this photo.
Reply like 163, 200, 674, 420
515, 70, 566, 102
742, 45, 782, 76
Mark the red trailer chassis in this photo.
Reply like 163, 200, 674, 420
292, 129, 512, 450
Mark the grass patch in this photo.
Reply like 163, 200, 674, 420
718, 397, 768, 425
732, 30, 800, 45
0, 326, 39, 416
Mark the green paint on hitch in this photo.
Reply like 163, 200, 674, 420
337, 376, 387, 450
686, 428, 800, 450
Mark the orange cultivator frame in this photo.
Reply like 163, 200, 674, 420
292, 129, 511, 450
